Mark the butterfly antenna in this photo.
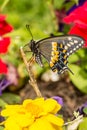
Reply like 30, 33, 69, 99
26, 24, 34, 40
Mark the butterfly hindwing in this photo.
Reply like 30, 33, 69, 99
49, 42, 71, 74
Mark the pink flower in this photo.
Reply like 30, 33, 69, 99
63, 1, 87, 47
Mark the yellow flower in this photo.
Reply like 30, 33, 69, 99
1, 98, 64, 130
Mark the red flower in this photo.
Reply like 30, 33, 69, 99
0, 59, 7, 74
0, 14, 13, 74
63, 1, 87, 47
0, 14, 13, 35
0, 37, 10, 53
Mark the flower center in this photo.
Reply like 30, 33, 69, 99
25, 103, 43, 119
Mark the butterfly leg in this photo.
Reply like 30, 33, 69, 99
35, 52, 44, 67
27, 55, 35, 66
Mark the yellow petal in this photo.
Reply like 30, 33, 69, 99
45, 114, 64, 126
14, 113, 34, 127
29, 117, 56, 130
33, 98, 44, 106
5, 117, 21, 130
1, 105, 24, 117
23, 98, 44, 108
23, 99, 33, 107
43, 99, 61, 114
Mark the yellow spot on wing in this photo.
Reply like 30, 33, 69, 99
52, 42, 57, 46
50, 62, 54, 67
63, 49, 67, 53
64, 55, 67, 59
53, 55, 58, 61
64, 60, 67, 64
60, 43, 63, 48
53, 69, 57, 72
51, 51, 59, 56
54, 51, 59, 55
52, 42, 57, 51
53, 46, 57, 51
51, 51, 54, 56
51, 57, 56, 63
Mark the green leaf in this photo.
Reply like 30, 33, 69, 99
74, 0, 79, 5
69, 54, 79, 63
53, 0, 65, 9
83, 107, 87, 115
0, 99, 7, 109
69, 64, 87, 93
0, 93, 21, 104
0, 126, 4, 130
69, 49, 85, 63
78, 117, 87, 130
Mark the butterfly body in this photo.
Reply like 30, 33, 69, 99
25, 35, 85, 74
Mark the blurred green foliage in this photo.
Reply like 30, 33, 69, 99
0, 126, 4, 130
78, 117, 87, 130
69, 49, 87, 93
0, 93, 21, 104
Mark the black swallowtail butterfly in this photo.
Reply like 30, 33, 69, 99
24, 27, 85, 74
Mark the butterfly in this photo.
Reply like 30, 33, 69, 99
24, 28, 85, 75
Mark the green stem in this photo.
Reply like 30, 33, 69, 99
1, 0, 10, 12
